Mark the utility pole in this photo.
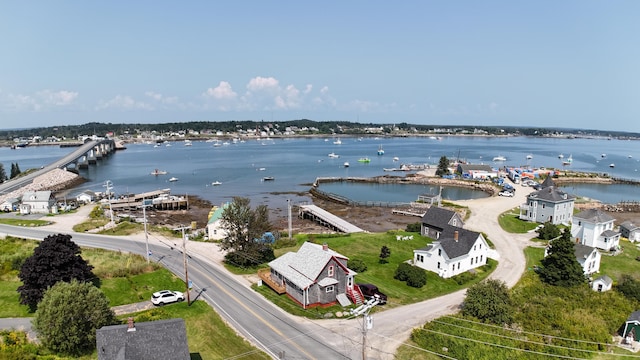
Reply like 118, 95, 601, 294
350, 297, 379, 360
176, 225, 191, 305
103, 180, 114, 225
141, 198, 152, 263
287, 199, 292, 240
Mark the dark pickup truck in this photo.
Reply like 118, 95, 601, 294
357, 283, 387, 305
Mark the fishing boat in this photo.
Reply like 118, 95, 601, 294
151, 169, 168, 176
168, 177, 179, 182
609, 163, 615, 168
328, 152, 340, 158
377, 145, 384, 156
492, 155, 507, 162
358, 157, 371, 163
211, 181, 222, 186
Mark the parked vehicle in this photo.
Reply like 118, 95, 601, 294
151, 290, 185, 305
357, 283, 387, 305
499, 190, 514, 197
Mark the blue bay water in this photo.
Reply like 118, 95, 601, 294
1, 136, 640, 206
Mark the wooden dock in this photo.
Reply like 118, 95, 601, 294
298, 204, 364, 233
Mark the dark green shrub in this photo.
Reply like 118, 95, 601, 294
394, 262, 412, 281
405, 266, 427, 288
405, 223, 421, 233
537, 222, 560, 240
348, 258, 367, 273
452, 270, 478, 285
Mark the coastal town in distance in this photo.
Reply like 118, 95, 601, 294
2, 120, 640, 359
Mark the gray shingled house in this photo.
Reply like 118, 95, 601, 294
96, 318, 189, 360
420, 206, 464, 239
620, 220, 640, 242
266, 242, 361, 308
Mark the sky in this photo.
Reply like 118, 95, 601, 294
1, 1, 639, 133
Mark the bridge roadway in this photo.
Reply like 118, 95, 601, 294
0, 140, 109, 196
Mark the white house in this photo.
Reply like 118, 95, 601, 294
519, 177, 575, 225
0, 198, 20, 212
76, 190, 97, 204
592, 275, 613, 292
20, 191, 56, 214
206, 202, 229, 240
571, 208, 620, 251
544, 241, 600, 276
620, 221, 640, 243
413, 226, 489, 279
420, 206, 465, 240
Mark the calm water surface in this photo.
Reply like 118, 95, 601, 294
1, 136, 639, 206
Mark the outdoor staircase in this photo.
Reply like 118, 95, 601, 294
347, 286, 365, 305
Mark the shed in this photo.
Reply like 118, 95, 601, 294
622, 311, 640, 343
591, 275, 613, 292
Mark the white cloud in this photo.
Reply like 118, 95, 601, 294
246, 76, 279, 92
202, 82, 238, 100
303, 84, 313, 94
37, 90, 78, 106
96, 95, 153, 110
145, 91, 178, 104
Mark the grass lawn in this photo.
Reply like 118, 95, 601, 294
498, 207, 539, 233
598, 239, 640, 283
0, 218, 52, 226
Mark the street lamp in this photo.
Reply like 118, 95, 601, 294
103, 180, 114, 225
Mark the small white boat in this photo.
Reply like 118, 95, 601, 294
333, 138, 342, 145
169, 177, 179, 182
151, 169, 167, 176
558, 154, 564, 159
601, 153, 607, 158
328, 152, 340, 158
609, 163, 615, 168
526, 154, 533, 160
377, 145, 384, 156
562, 154, 573, 165
493, 155, 507, 162
257, 167, 266, 171
262, 176, 275, 181
393, 156, 400, 161
343, 162, 350, 168
211, 181, 222, 186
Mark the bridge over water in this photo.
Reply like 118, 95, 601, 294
0, 139, 116, 195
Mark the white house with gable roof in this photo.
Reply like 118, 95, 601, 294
413, 226, 489, 279
571, 208, 620, 251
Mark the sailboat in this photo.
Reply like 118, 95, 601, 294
562, 154, 573, 166
377, 145, 384, 156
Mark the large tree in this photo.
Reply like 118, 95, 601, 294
18, 233, 96, 310
33, 280, 116, 357
462, 279, 513, 325
538, 228, 586, 287
0, 163, 6, 183
219, 197, 273, 266
436, 156, 450, 177
10, 162, 21, 179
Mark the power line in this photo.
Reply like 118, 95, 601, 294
442, 315, 622, 348
430, 318, 630, 358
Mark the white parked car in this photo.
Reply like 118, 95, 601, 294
499, 190, 514, 197
151, 290, 185, 305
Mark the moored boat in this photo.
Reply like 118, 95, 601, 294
169, 177, 179, 182
358, 157, 371, 163
377, 145, 384, 156
151, 169, 168, 176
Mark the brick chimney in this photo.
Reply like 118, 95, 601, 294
127, 317, 136, 332
453, 231, 459, 242
322, 243, 328, 251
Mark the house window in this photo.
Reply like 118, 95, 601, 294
326, 285, 334, 293
328, 265, 334, 277
438, 249, 442, 256
480, 255, 483, 262
473, 245, 476, 251
457, 263, 461, 270
437, 262, 441, 269
470, 258, 474, 265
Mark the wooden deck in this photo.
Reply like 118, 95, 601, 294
257, 268, 286, 294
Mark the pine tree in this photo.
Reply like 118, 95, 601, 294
538, 228, 586, 287
379, 245, 391, 264
0, 163, 6, 183
436, 156, 450, 177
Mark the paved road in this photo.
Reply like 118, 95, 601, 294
0, 180, 536, 359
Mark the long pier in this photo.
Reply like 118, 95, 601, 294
298, 204, 364, 233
